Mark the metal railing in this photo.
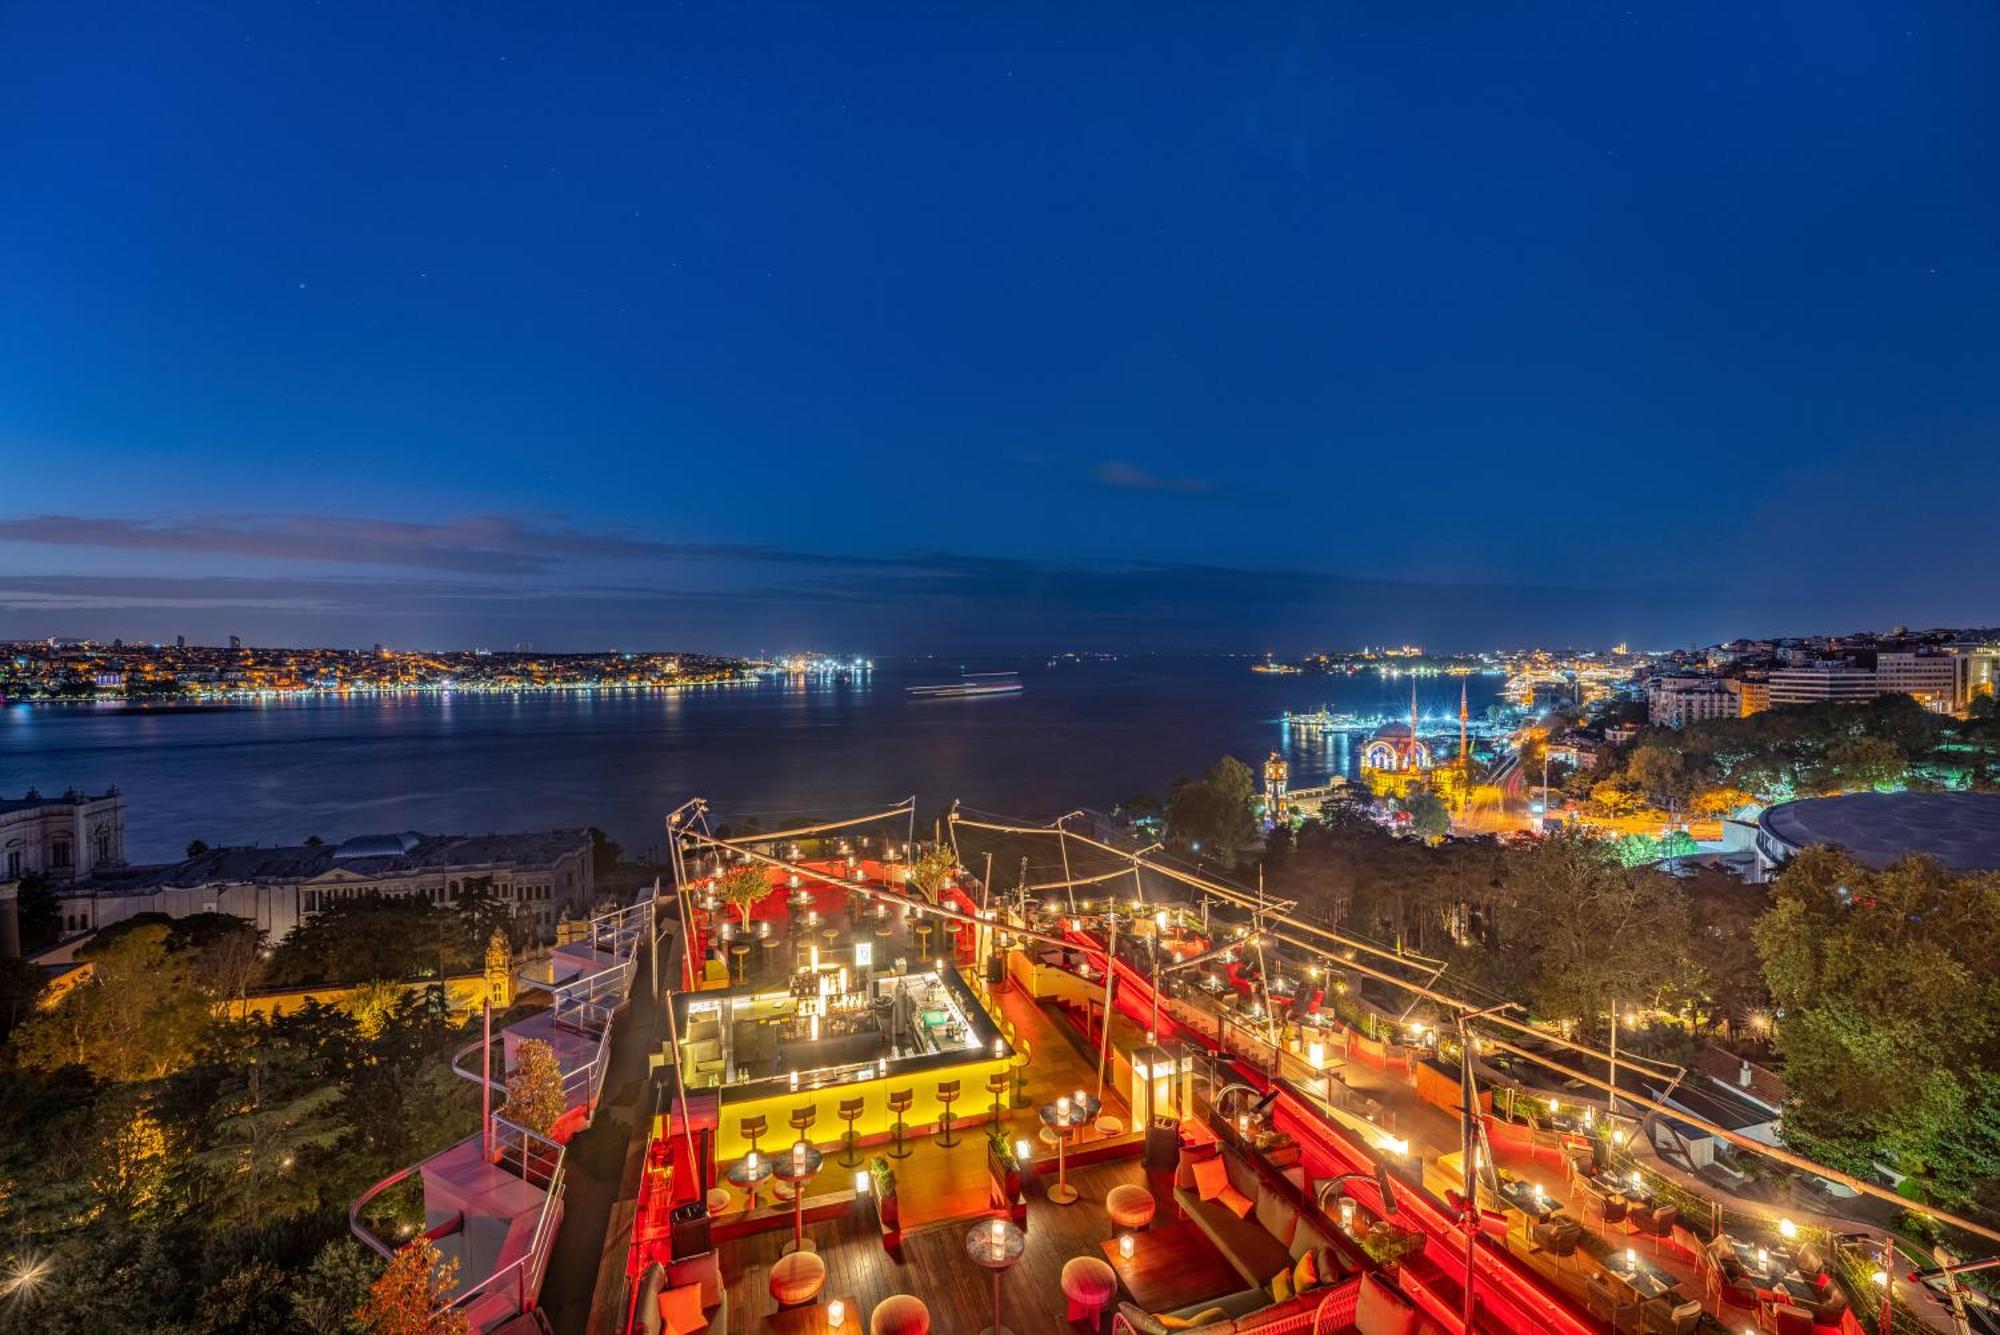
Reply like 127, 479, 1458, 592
348, 885, 656, 1330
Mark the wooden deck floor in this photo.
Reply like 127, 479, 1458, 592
722, 1157, 1245, 1332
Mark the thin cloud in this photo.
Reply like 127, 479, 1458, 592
0, 513, 775, 575
1090, 461, 1214, 495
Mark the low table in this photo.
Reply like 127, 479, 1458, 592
1603, 1248, 1680, 1301
1099, 1220, 1242, 1313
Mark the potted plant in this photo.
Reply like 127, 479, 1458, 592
1360, 1221, 1426, 1272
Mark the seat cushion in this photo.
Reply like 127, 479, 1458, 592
667, 1252, 724, 1308
1063, 1256, 1119, 1304
1191, 1155, 1230, 1202
1216, 1185, 1254, 1220
1177, 1188, 1296, 1287
1253, 1186, 1299, 1249
1108, 1183, 1158, 1228
869, 1293, 930, 1335
657, 1284, 706, 1335
1355, 1273, 1418, 1335
768, 1250, 826, 1305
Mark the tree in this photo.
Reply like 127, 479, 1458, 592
1497, 829, 1690, 1032
192, 1071, 348, 1227
0, 955, 47, 1044
1823, 735, 1906, 792
1164, 756, 1260, 868
13, 922, 213, 1080
343, 979, 404, 1039
498, 1038, 567, 1136
1400, 788, 1450, 843
292, 1239, 378, 1335
907, 845, 958, 901
714, 864, 770, 931
14, 873, 58, 951
186, 838, 211, 858
355, 1237, 470, 1335
1755, 849, 2000, 1205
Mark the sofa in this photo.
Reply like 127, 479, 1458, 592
1173, 1141, 1336, 1294
633, 1251, 729, 1335
1118, 1273, 1424, 1335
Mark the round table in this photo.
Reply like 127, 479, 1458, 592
1038, 1095, 1100, 1205
965, 1218, 1026, 1335
726, 1154, 773, 1211
774, 1142, 824, 1254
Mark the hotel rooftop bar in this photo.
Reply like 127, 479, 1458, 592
598, 799, 1972, 1335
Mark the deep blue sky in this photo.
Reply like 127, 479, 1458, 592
2, 2, 1996, 654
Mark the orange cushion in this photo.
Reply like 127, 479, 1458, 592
1217, 1185, 1254, 1219
1190, 1154, 1230, 1202
1269, 1266, 1293, 1302
1355, 1273, 1418, 1335
658, 1283, 706, 1335
1293, 1248, 1318, 1291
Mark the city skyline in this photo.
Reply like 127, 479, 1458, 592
6, 3, 1998, 651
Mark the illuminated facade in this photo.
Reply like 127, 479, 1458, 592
1262, 751, 1289, 822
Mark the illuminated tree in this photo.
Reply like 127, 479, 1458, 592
908, 845, 958, 901
714, 864, 770, 932
1400, 788, 1450, 844
498, 1038, 566, 1136
12, 922, 211, 1081
344, 979, 403, 1040
356, 1236, 470, 1335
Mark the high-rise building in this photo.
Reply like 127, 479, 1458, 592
1874, 652, 1959, 714
1766, 666, 1878, 708
1646, 677, 1737, 727
228, 634, 242, 651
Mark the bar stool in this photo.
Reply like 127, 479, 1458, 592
1009, 1040, 1031, 1107
986, 1072, 1011, 1127
886, 1089, 914, 1158
934, 1079, 962, 1147
789, 1105, 817, 1146
914, 921, 933, 957
838, 1097, 866, 1167
740, 1115, 768, 1159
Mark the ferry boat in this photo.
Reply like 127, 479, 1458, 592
905, 671, 1022, 699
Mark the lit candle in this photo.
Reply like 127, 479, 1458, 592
1015, 1139, 1031, 1161
1074, 1088, 1086, 1109
993, 1038, 1005, 1059
1057, 1095, 1071, 1121
990, 1219, 1006, 1257
1778, 1217, 1797, 1240
1625, 1248, 1636, 1267
854, 1170, 868, 1194
790, 1069, 800, 1091
747, 1150, 759, 1170
1339, 1198, 1356, 1229
794, 1142, 806, 1169
1119, 1233, 1135, 1260
1629, 1170, 1643, 1190
828, 1299, 845, 1328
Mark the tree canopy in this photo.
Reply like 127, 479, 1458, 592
1755, 848, 2000, 1208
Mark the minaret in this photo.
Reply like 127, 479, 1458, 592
1408, 682, 1419, 769
1459, 679, 1470, 767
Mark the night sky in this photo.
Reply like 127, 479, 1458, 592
3, 2, 1996, 654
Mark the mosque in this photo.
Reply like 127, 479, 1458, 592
1359, 682, 1471, 805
